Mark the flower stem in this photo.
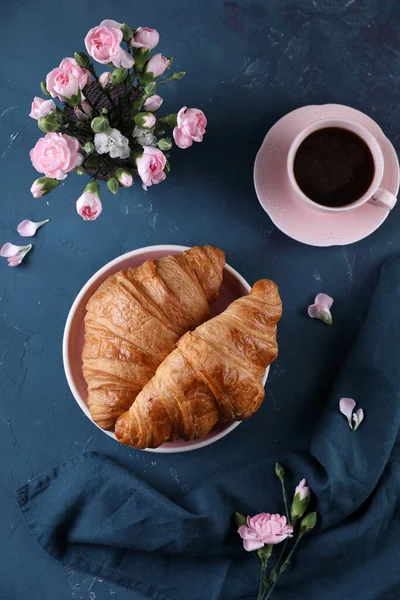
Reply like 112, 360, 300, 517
280, 478, 291, 526
264, 537, 289, 590
264, 534, 304, 600
257, 558, 270, 600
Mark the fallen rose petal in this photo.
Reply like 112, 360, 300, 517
17, 219, 49, 237
352, 408, 364, 430
314, 293, 334, 309
339, 397, 356, 429
308, 293, 334, 325
0, 243, 32, 267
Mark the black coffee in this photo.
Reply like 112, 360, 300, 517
293, 127, 375, 207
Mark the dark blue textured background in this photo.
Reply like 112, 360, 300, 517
1, 1, 399, 598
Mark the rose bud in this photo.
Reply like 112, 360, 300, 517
76, 182, 102, 220
111, 67, 128, 84
99, 72, 112, 88
116, 168, 133, 188
91, 116, 110, 133
134, 112, 156, 129
291, 479, 311, 521
38, 116, 59, 133
143, 94, 163, 112
30, 177, 60, 198
145, 53, 170, 78
131, 27, 159, 49
29, 97, 56, 120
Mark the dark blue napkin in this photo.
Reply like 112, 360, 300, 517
15, 255, 400, 600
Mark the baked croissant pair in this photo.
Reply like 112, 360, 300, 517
82, 245, 282, 449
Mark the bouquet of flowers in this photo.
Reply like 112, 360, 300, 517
28, 19, 207, 220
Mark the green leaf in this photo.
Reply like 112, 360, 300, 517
74, 52, 91, 69
144, 82, 157, 95
234, 512, 246, 528
40, 81, 51, 96
84, 155, 99, 169
300, 511, 317, 533
257, 544, 273, 561
134, 48, 151, 71
111, 67, 128, 84
164, 158, 171, 173
170, 71, 186, 80
84, 181, 100, 195
121, 23, 134, 42
107, 177, 119, 195
139, 72, 154, 85
157, 138, 172, 151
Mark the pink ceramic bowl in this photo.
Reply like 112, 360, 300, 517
63, 245, 269, 453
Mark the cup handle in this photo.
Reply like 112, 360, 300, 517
367, 188, 397, 210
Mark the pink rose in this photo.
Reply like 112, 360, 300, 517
173, 106, 207, 149
29, 97, 56, 120
59, 57, 90, 90
131, 27, 159, 49
136, 146, 166, 190
30, 133, 83, 180
99, 72, 112, 88
145, 53, 170, 77
143, 94, 163, 112
85, 21, 134, 68
238, 513, 293, 551
46, 68, 80, 101
76, 192, 102, 220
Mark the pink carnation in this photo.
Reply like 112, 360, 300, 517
238, 513, 293, 552
173, 106, 207, 149
136, 146, 166, 190
29, 97, 56, 120
59, 57, 90, 90
46, 68, 80, 101
85, 20, 133, 68
131, 27, 159, 49
30, 133, 83, 180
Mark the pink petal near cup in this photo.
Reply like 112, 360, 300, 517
0, 243, 32, 267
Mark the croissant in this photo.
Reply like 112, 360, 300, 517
82, 245, 225, 430
115, 279, 282, 448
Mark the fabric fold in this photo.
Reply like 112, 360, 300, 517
15, 255, 400, 600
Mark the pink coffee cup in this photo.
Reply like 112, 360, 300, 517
287, 118, 397, 212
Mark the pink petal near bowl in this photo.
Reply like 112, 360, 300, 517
63, 245, 269, 453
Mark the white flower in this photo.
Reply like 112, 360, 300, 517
94, 128, 130, 159
132, 125, 157, 147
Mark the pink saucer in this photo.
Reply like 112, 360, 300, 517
254, 104, 399, 247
